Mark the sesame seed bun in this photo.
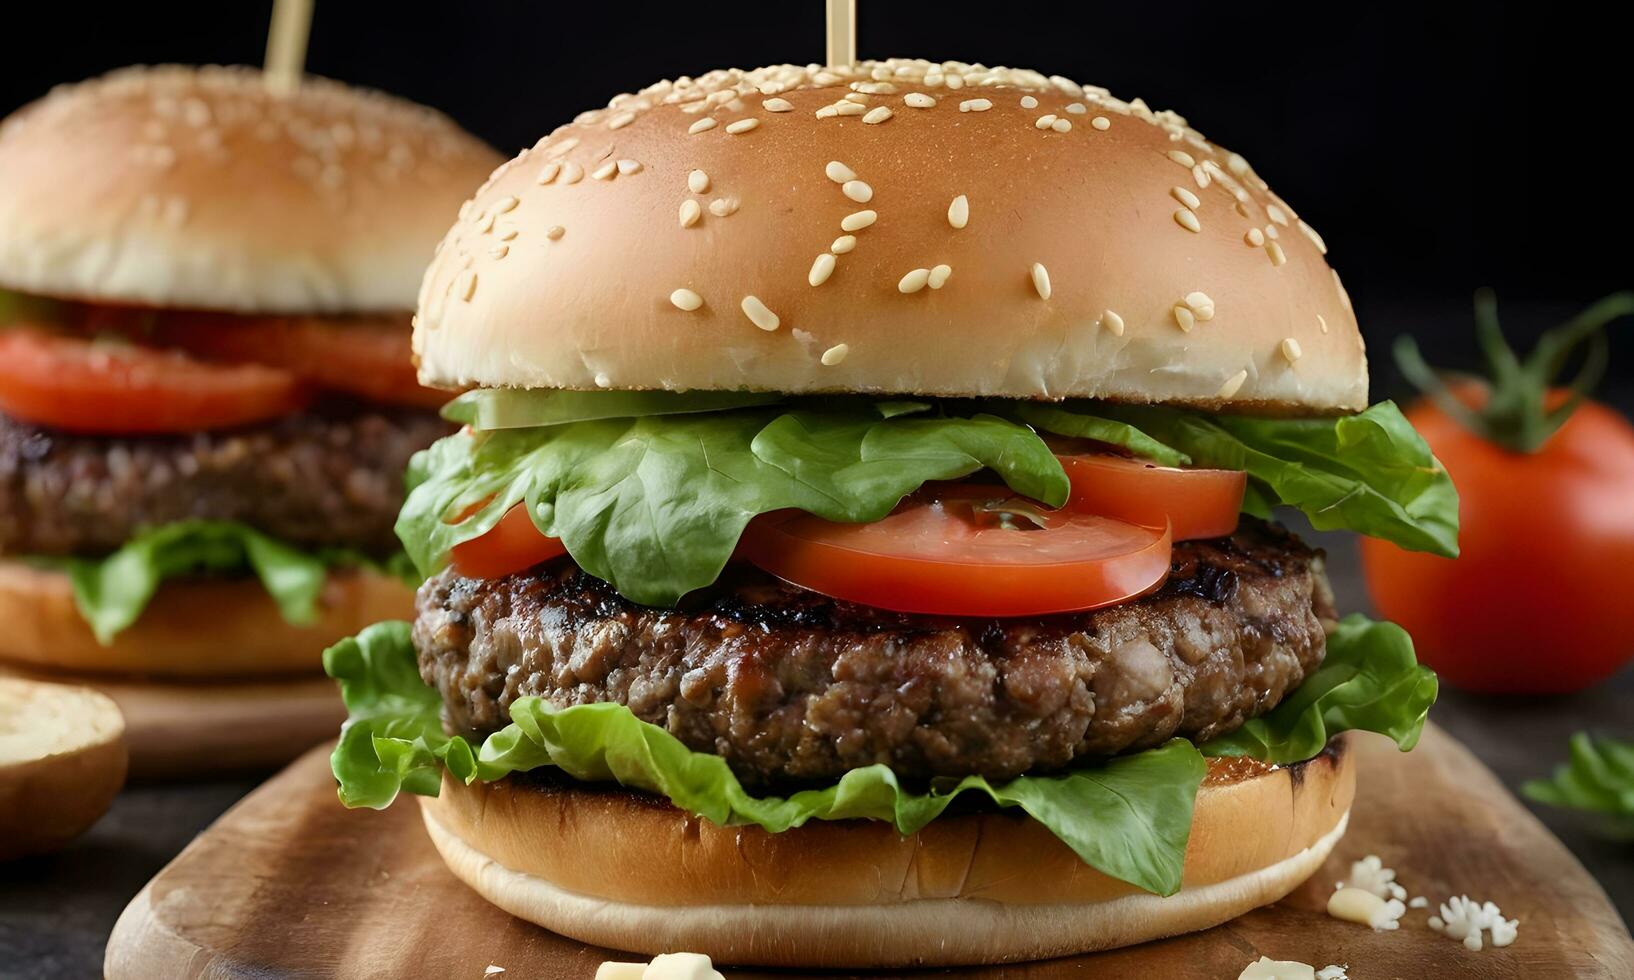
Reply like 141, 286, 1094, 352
0, 677, 127, 860
0, 558, 413, 678
414, 59, 1365, 412
418, 741, 1354, 968
0, 65, 503, 314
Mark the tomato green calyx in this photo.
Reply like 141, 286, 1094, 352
1394, 290, 1634, 453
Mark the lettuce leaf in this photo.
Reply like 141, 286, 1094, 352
1201, 615, 1438, 760
1021, 401, 1459, 558
327, 614, 1436, 896
37, 521, 413, 644
1523, 734, 1634, 832
396, 408, 1071, 605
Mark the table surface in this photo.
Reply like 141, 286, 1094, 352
4, 531, 1632, 980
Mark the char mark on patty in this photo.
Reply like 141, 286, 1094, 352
414, 517, 1334, 790
0, 401, 449, 558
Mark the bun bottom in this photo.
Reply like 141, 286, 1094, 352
0, 558, 414, 678
419, 741, 1355, 968
0, 678, 128, 859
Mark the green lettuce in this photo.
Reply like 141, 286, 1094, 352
38, 521, 415, 644
397, 408, 1071, 605
327, 615, 1435, 896
1021, 401, 1460, 558
1523, 734, 1634, 832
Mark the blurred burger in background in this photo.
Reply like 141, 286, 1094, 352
0, 66, 502, 679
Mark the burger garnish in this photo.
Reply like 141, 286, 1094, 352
0, 66, 502, 652
320, 58, 1461, 965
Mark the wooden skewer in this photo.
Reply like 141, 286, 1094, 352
826, 0, 856, 68
264, 0, 315, 95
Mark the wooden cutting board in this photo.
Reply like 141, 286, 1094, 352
105, 724, 1634, 979
0, 661, 342, 780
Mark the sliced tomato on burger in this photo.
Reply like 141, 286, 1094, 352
737, 485, 1172, 617
1056, 451, 1246, 540
0, 327, 310, 434
450, 502, 568, 579
140, 311, 445, 409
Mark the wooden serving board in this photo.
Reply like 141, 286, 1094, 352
105, 724, 1633, 979
0, 662, 343, 780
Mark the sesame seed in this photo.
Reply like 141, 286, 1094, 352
835, 101, 867, 117
1035, 114, 1058, 130
493, 196, 520, 214
1051, 118, 1072, 132
841, 210, 877, 232
595, 372, 612, 388
1174, 208, 1202, 233
741, 295, 780, 331
815, 106, 839, 119
474, 212, 496, 234
1065, 102, 1087, 114
617, 159, 643, 175
536, 162, 561, 184
1102, 310, 1125, 336
592, 160, 618, 181
948, 194, 969, 229
1192, 164, 1211, 188
688, 118, 718, 135
821, 344, 850, 366
688, 169, 710, 194
1167, 149, 1197, 168
608, 111, 636, 130
1264, 223, 1280, 239
825, 160, 857, 183
489, 245, 509, 259
1185, 291, 1216, 320
1020, 96, 1039, 109
1173, 305, 1196, 332
546, 225, 565, 240
1217, 370, 1248, 399
845, 92, 870, 104
1245, 227, 1265, 246
679, 199, 702, 227
1092, 116, 1111, 130
959, 98, 993, 112
762, 98, 794, 112
1171, 186, 1201, 209
498, 226, 519, 241
898, 268, 931, 293
1266, 241, 1287, 266
1282, 337, 1303, 363
842, 180, 873, 203
809, 253, 837, 286
457, 270, 477, 301
928, 264, 952, 289
1299, 220, 1328, 254
709, 197, 739, 217
670, 288, 703, 311
1266, 203, 1290, 226
1030, 262, 1052, 301
560, 161, 584, 184
725, 118, 760, 134
904, 93, 935, 108
830, 235, 857, 254
862, 106, 893, 124
1317, 314, 1330, 334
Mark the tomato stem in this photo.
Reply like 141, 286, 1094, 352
1394, 291, 1633, 453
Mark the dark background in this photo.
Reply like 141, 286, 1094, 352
2, 1, 1631, 405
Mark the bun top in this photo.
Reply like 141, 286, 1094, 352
0, 65, 503, 314
415, 59, 1366, 412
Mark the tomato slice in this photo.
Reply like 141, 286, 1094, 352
132, 310, 444, 409
1057, 452, 1246, 540
0, 327, 310, 434
738, 485, 1172, 617
450, 503, 568, 579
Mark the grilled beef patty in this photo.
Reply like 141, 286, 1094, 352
415, 518, 1335, 788
0, 403, 449, 557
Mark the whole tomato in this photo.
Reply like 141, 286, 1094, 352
1362, 386, 1634, 694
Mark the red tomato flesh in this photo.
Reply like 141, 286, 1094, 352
0, 327, 310, 434
450, 503, 568, 580
737, 485, 1172, 617
1058, 451, 1245, 540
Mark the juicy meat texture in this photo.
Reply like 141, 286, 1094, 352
415, 518, 1336, 789
0, 403, 449, 557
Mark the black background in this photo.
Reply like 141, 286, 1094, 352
3, 1, 1631, 402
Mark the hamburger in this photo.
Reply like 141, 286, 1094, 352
325, 59, 1457, 967
0, 66, 501, 678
